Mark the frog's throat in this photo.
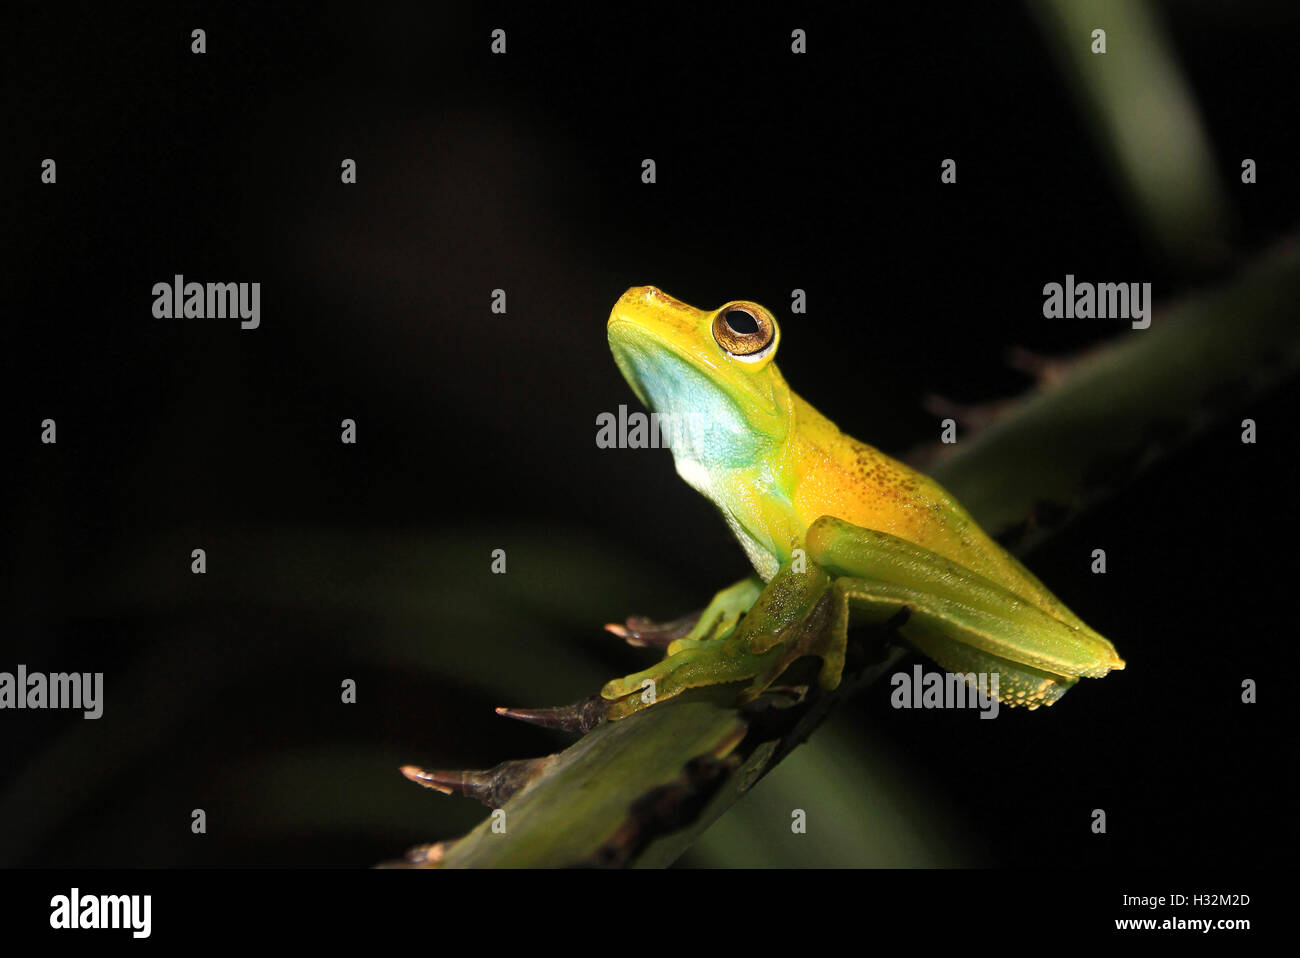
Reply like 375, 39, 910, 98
671, 453, 794, 583
610, 326, 791, 461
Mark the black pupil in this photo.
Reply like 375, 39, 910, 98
725, 310, 759, 335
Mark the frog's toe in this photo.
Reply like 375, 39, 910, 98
601, 643, 774, 719
600, 651, 702, 706
600, 658, 683, 720
600, 667, 657, 701
663, 636, 716, 655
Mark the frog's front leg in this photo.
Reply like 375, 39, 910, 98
604, 575, 762, 648
601, 565, 831, 719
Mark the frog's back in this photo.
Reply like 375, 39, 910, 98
786, 395, 1086, 629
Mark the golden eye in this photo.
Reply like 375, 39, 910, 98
712, 303, 776, 359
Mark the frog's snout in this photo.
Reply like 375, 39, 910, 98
609, 286, 698, 328
615, 285, 669, 310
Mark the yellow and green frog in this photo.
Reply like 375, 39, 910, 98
599, 286, 1124, 719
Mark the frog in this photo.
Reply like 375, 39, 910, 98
599, 286, 1124, 720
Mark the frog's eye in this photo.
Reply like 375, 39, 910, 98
712, 303, 777, 362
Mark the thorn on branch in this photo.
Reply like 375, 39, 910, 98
494, 692, 610, 734
400, 754, 558, 808
604, 610, 703, 648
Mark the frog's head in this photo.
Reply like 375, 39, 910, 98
607, 286, 795, 476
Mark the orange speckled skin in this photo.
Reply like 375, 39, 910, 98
779, 390, 1082, 629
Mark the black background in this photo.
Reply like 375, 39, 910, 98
5, 4, 1297, 871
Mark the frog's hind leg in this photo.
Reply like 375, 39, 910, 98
900, 619, 1077, 709
822, 577, 1084, 709
805, 516, 1123, 708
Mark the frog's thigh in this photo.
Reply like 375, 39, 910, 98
805, 515, 1116, 682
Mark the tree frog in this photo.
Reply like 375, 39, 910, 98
600, 286, 1124, 719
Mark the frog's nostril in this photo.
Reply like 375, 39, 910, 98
612, 285, 689, 317
618, 286, 665, 307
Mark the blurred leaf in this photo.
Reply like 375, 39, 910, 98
928, 239, 1300, 540
1031, 0, 1228, 261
